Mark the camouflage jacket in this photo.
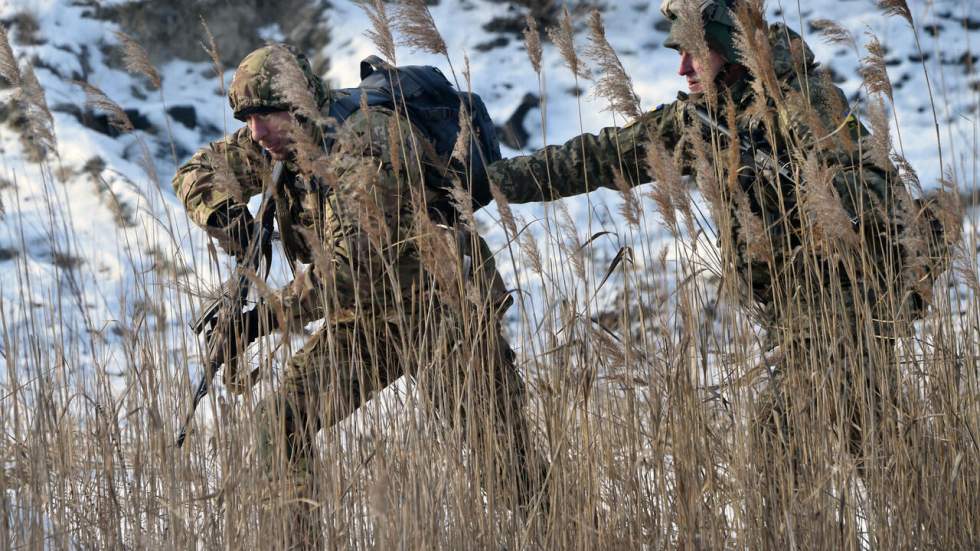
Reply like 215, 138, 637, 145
488, 23, 913, 323
173, 104, 506, 327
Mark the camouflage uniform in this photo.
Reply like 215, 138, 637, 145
487, 11, 918, 541
174, 45, 547, 546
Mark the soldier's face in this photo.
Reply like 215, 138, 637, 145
677, 49, 727, 94
246, 111, 295, 160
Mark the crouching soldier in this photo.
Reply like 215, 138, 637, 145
487, 0, 949, 544
173, 44, 548, 548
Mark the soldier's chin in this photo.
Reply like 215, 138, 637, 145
265, 146, 289, 160
688, 81, 703, 93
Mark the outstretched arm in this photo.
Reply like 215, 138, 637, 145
485, 101, 685, 204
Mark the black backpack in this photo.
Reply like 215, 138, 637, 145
327, 55, 502, 217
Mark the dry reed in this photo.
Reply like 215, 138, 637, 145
523, 14, 543, 75
78, 82, 135, 134
0, 26, 21, 86
358, 0, 397, 65
547, 7, 590, 81
584, 10, 641, 119
393, 0, 447, 57
114, 30, 161, 89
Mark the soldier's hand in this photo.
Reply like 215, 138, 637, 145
206, 204, 255, 261
207, 307, 267, 392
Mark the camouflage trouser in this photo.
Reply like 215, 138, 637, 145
254, 314, 547, 547
750, 325, 903, 546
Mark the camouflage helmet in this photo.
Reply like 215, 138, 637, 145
228, 43, 328, 121
661, 0, 740, 63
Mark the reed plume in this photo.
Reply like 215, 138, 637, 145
19, 65, 57, 159
394, 0, 447, 57
270, 47, 323, 125
114, 30, 161, 89
516, 215, 544, 275
548, 7, 591, 81
448, 178, 476, 231
0, 26, 21, 86
523, 13, 543, 75
808, 19, 856, 52
866, 96, 893, 171
733, 191, 771, 263
613, 168, 641, 227
877, 0, 914, 26
686, 120, 724, 223
645, 133, 686, 235
78, 82, 134, 134
584, 9, 641, 119
732, 0, 781, 113
799, 152, 860, 252
450, 102, 471, 167
490, 182, 519, 238
358, 0, 397, 65
860, 35, 893, 102
200, 17, 225, 96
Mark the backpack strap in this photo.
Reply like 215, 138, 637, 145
360, 55, 393, 79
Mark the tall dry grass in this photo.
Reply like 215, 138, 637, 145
1, 1, 979, 550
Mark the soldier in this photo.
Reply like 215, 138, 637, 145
173, 44, 547, 547
487, 0, 938, 543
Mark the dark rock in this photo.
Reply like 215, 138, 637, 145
53, 103, 154, 137
923, 23, 944, 37
495, 93, 539, 150
83, 156, 106, 177
167, 105, 197, 129
963, 17, 980, 31
908, 52, 931, 63
941, 51, 977, 74
475, 36, 510, 52
885, 57, 902, 67
4, 11, 45, 46
483, 15, 529, 36
93, 0, 330, 67
49, 251, 84, 270
893, 73, 912, 90
0, 247, 19, 262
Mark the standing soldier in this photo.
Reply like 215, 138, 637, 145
487, 0, 943, 543
173, 44, 547, 548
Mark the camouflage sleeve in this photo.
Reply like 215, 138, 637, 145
263, 108, 427, 324
486, 102, 686, 204
172, 128, 269, 255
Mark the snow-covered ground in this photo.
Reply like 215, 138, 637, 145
0, 0, 977, 386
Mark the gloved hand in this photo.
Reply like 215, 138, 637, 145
206, 203, 256, 261
207, 307, 268, 393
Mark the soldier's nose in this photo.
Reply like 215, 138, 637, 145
678, 51, 694, 77
248, 116, 267, 140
